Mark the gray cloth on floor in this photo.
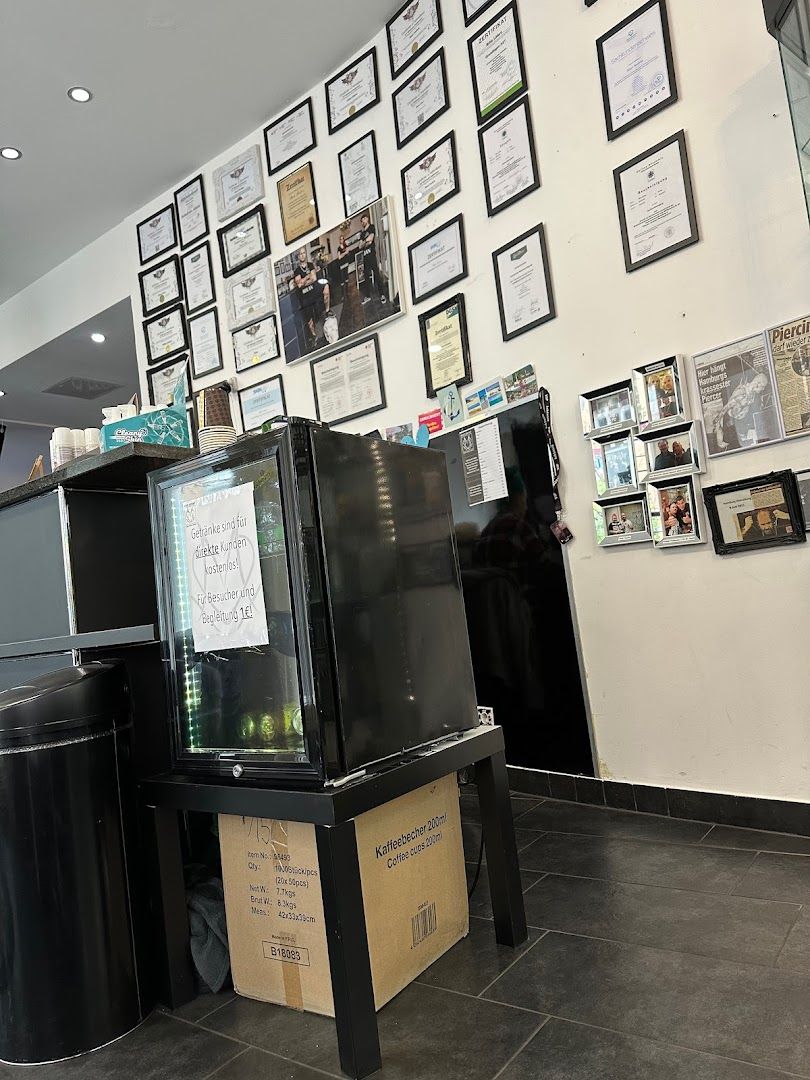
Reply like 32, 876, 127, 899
187, 877, 230, 993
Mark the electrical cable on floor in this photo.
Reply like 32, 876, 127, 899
467, 830, 485, 899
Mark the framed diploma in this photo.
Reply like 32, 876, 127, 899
478, 95, 540, 216
181, 241, 216, 315
173, 174, 209, 250
136, 204, 176, 265
419, 293, 473, 397
393, 47, 450, 149
614, 129, 698, 272
468, 2, 528, 124
311, 335, 386, 425
138, 254, 182, 316
401, 131, 460, 225
339, 131, 381, 219
386, 0, 443, 81
188, 307, 224, 380
225, 258, 276, 330
232, 315, 281, 373
703, 471, 805, 556
277, 161, 320, 246
463, 0, 498, 26
408, 213, 468, 304
492, 223, 555, 340
143, 304, 188, 365
217, 204, 270, 278
325, 47, 380, 135
263, 97, 316, 176
597, 0, 678, 141
147, 354, 191, 406
238, 375, 287, 433
212, 145, 264, 222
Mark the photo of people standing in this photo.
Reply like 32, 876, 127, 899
649, 435, 693, 473
273, 197, 402, 363
645, 368, 678, 423
660, 487, 694, 536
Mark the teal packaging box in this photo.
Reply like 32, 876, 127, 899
100, 379, 191, 452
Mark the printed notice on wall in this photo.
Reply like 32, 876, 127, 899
183, 481, 269, 652
459, 417, 508, 507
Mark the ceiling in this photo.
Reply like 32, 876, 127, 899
0, 0, 401, 305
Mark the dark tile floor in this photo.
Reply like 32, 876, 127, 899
6, 793, 810, 1079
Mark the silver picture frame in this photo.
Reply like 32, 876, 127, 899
580, 379, 636, 439
634, 419, 706, 484
593, 493, 652, 548
212, 145, 265, 222
591, 430, 639, 497
647, 474, 705, 548
632, 355, 689, 431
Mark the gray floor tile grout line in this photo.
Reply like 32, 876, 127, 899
420, 978, 549, 1016
200, 1044, 250, 1080
772, 903, 805, 968
489, 1015, 551, 1080
192, 995, 240, 1025
191, 1012, 346, 1080
696, 824, 716, 843
475, 931, 549, 999
163, 1010, 253, 1049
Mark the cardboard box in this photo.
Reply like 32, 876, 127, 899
99, 379, 191, 453
219, 774, 468, 1016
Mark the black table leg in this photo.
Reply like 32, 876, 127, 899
476, 750, 528, 947
150, 805, 196, 1009
316, 821, 382, 1080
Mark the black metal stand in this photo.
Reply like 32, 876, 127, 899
140, 726, 527, 1080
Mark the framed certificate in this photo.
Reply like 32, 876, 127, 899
703, 471, 805, 556
181, 241, 216, 315
419, 293, 472, 397
174, 174, 209, 250
147, 354, 191, 406
264, 97, 316, 176
136, 204, 176, 265
325, 48, 380, 135
311, 335, 386, 425
463, 0, 498, 26
468, 2, 528, 124
238, 375, 287, 433
386, 0, 443, 81
479, 96, 540, 216
277, 161, 320, 246
188, 307, 224, 380
212, 145, 264, 222
401, 131, 460, 225
393, 48, 450, 149
339, 131, 381, 218
217, 204, 270, 278
232, 315, 281, 373
143, 304, 188, 365
138, 254, 182, 316
492, 223, 555, 340
597, 0, 678, 141
225, 258, 276, 330
408, 213, 468, 304
614, 130, 698, 272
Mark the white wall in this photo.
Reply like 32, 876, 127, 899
3, 0, 809, 801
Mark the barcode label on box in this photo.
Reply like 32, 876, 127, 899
411, 902, 437, 948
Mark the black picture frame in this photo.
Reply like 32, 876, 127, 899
237, 374, 288, 433
339, 130, 382, 219
393, 47, 451, 150
136, 204, 176, 265
311, 334, 386, 426
463, 0, 499, 26
492, 223, 556, 341
419, 292, 473, 398
597, 0, 678, 141
468, 1, 529, 125
138, 253, 182, 316
143, 303, 188, 366
263, 97, 317, 176
188, 306, 225, 381
407, 212, 468, 305
401, 130, 460, 226
703, 471, 806, 555
181, 240, 216, 316
217, 203, 271, 278
386, 0, 444, 81
325, 47, 381, 136
614, 129, 698, 273
173, 173, 210, 250
277, 161, 321, 247
146, 353, 191, 406
232, 314, 281, 374
478, 95, 540, 217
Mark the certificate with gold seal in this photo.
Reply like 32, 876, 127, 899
401, 131, 459, 225
386, 0, 443, 80
325, 48, 380, 135
277, 162, 320, 246
419, 293, 472, 397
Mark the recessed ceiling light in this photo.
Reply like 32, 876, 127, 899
91, 332, 106, 344
67, 86, 93, 103
0, 390, 5, 397
0, 147, 22, 160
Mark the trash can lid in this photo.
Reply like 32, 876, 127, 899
0, 662, 129, 750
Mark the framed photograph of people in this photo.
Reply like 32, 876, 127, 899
386, 0, 443, 81
136, 204, 176, 265
273, 196, 405, 365
631, 355, 688, 430
143, 304, 188, 365
591, 431, 638, 496
647, 475, 704, 547
277, 161, 320, 246
147, 354, 191, 406
138, 254, 182, 316
325, 47, 380, 135
264, 97, 316, 176
703, 471, 805, 555
579, 380, 636, 438
225, 258, 276, 330
408, 213, 468, 305
614, 130, 699, 273
593, 493, 652, 547
238, 375, 287, 433
212, 145, 264, 222
188, 307, 224, 381
767, 313, 810, 439
419, 293, 472, 397
232, 315, 280, 373
634, 420, 705, 483
181, 241, 216, 315
339, 131, 381, 219
596, 0, 678, 141
468, 2, 528, 124
311, 335, 386, 425
492, 223, 555, 341
479, 96, 540, 217
794, 468, 810, 530
401, 131, 460, 225
174, 174, 209, 250
393, 48, 450, 150
217, 204, 270, 278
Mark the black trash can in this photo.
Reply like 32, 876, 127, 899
0, 662, 145, 1064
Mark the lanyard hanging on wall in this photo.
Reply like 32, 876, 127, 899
538, 387, 573, 545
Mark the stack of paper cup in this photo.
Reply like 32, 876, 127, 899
197, 385, 237, 454
50, 428, 74, 471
